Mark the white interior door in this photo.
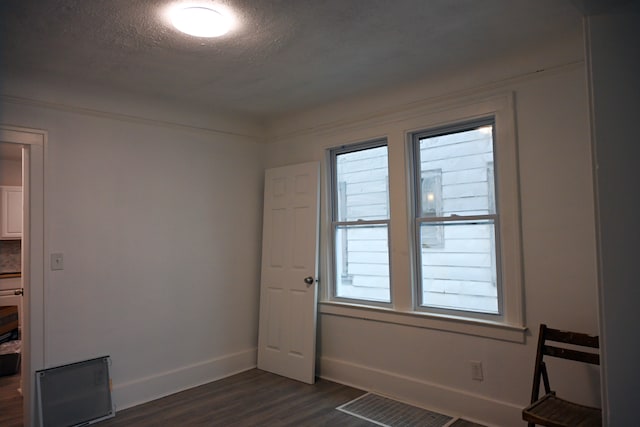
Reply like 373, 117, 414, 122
257, 162, 320, 384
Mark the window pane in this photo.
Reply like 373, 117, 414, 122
336, 145, 389, 221
335, 224, 390, 303
419, 220, 498, 314
418, 126, 495, 216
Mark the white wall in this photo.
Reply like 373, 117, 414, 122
587, 3, 640, 425
265, 58, 599, 424
0, 93, 266, 410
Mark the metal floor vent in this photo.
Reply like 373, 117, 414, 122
337, 393, 453, 427
36, 356, 115, 427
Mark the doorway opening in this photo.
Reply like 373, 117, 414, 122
0, 126, 46, 427
0, 140, 24, 426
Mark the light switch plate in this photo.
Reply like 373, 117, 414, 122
51, 253, 64, 271
470, 360, 484, 381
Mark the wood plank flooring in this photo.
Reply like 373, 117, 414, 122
0, 371, 22, 427
97, 369, 373, 426
1, 368, 488, 426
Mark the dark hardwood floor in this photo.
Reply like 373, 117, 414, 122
0, 371, 22, 427
97, 369, 373, 426
1, 368, 487, 426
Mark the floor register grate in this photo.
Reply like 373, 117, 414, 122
337, 393, 487, 427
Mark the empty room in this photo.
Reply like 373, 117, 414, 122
0, 1, 637, 426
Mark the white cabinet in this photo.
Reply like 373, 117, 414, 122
1, 186, 22, 239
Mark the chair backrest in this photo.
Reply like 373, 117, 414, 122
530, 324, 599, 403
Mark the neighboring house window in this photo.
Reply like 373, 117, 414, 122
330, 140, 391, 303
420, 169, 443, 248
412, 120, 500, 315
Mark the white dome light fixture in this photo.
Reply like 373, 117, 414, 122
170, 5, 231, 37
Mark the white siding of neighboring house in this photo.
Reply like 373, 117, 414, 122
335, 146, 390, 301
419, 129, 497, 312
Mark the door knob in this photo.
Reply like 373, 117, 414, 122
304, 276, 315, 285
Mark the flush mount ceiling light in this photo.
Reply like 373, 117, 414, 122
170, 4, 231, 37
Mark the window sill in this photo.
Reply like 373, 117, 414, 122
319, 301, 527, 343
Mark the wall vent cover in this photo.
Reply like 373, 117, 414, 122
36, 356, 115, 426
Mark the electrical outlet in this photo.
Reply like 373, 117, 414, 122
51, 253, 64, 271
470, 360, 484, 381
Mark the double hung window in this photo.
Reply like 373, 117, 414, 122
325, 95, 523, 339
330, 140, 391, 304
412, 119, 500, 316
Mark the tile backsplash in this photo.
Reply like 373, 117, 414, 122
0, 240, 21, 273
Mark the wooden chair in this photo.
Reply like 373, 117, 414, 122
522, 324, 602, 427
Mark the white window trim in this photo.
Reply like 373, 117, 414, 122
319, 301, 526, 342
320, 93, 525, 343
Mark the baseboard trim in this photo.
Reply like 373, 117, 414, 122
318, 356, 522, 427
113, 348, 258, 411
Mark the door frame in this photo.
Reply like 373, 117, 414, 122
0, 125, 46, 427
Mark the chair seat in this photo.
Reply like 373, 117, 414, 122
522, 393, 602, 427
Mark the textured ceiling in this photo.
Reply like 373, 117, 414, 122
0, 0, 583, 119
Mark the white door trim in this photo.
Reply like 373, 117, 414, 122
0, 125, 46, 427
